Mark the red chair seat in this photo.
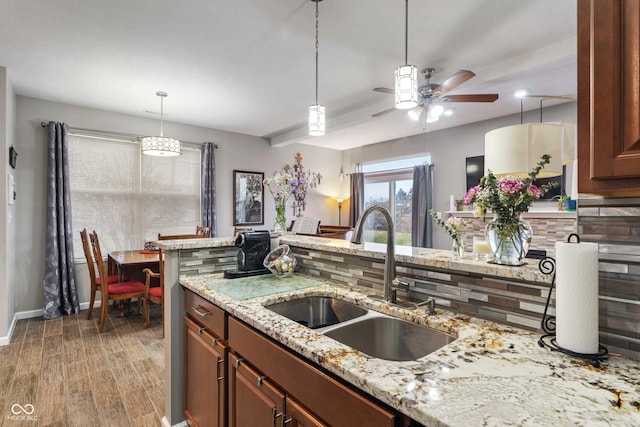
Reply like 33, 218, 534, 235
149, 287, 162, 298
107, 281, 145, 295
96, 275, 124, 286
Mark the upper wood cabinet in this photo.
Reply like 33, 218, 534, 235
578, 0, 640, 195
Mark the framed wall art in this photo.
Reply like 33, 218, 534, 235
233, 170, 264, 226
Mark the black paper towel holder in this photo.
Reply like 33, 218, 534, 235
537, 234, 608, 367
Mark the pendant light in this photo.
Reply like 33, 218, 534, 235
141, 91, 181, 156
395, 0, 418, 110
308, 0, 325, 136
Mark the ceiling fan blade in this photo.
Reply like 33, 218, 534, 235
432, 70, 475, 96
373, 87, 394, 94
371, 107, 397, 117
442, 94, 499, 103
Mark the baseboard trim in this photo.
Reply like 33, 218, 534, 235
0, 301, 104, 346
161, 416, 187, 427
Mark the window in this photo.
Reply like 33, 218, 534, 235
68, 134, 201, 257
362, 155, 429, 245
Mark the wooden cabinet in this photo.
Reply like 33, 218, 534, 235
577, 0, 640, 195
228, 353, 327, 427
284, 397, 327, 427
184, 290, 228, 427
182, 288, 409, 427
228, 353, 287, 427
228, 317, 405, 427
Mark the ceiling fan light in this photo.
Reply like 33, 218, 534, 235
395, 64, 418, 109
309, 104, 325, 136
408, 106, 423, 121
426, 114, 439, 123
430, 104, 444, 119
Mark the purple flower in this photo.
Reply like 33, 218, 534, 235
527, 184, 542, 199
290, 181, 297, 187
298, 178, 306, 186
498, 179, 523, 194
464, 185, 482, 205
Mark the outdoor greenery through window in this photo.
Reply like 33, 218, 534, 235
68, 134, 201, 258
362, 155, 430, 245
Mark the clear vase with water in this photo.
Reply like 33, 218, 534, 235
484, 214, 532, 266
274, 198, 287, 233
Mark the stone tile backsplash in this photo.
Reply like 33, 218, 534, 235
177, 204, 639, 360
578, 197, 640, 359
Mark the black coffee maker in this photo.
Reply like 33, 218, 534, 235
224, 230, 272, 279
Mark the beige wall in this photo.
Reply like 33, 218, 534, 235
0, 66, 17, 339
341, 102, 577, 250
14, 95, 342, 313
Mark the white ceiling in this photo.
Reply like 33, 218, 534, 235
0, 0, 577, 151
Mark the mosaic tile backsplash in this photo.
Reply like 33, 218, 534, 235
176, 205, 639, 360
578, 197, 640, 360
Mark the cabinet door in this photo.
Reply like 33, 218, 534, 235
228, 353, 286, 427
184, 316, 226, 427
284, 397, 328, 427
578, 0, 640, 195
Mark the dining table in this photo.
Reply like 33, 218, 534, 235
108, 249, 161, 282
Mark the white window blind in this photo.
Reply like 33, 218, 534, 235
68, 134, 201, 257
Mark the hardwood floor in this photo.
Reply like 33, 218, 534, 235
0, 304, 164, 427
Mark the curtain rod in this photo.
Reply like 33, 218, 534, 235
40, 122, 218, 149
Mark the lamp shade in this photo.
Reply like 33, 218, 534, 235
484, 123, 563, 178
141, 136, 181, 156
394, 64, 418, 109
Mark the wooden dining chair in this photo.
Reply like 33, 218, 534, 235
196, 226, 211, 237
157, 233, 206, 240
89, 230, 146, 332
142, 249, 164, 336
79, 228, 127, 320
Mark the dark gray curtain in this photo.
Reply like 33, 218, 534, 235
201, 142, 217, 235
43, 122, 79, 319
349, 172, 364, 227
411, 164, 434, 248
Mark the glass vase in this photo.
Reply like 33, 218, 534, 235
274, 199, 287, 234
484, 214, 532, 266
451, 239, 463, 260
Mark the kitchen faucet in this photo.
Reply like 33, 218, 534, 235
351, 205, 437, 313
351, 205, 400, 304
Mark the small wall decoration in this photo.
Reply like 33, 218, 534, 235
283, 153, 322, 217
233, 170, 264, 226
9, 146, 17, 169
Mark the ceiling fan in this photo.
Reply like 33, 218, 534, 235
372, 68, 499, 122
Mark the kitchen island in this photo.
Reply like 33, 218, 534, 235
157, 235, 639, 427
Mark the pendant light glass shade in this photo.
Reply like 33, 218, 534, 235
309, 104, 325, 136
142, 91, 181, 156
395, 64, 418, 109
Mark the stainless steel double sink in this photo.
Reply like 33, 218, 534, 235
265, 296, 455, 361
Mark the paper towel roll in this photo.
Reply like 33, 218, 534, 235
555, 240, 599, 354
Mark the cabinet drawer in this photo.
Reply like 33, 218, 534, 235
228, 317, 399, 427
185, 289, 227, 339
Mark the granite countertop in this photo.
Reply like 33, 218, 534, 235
157, 234, 553, 284
180, 273, 640, 427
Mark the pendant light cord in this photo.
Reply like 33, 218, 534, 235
160, 95, 165, 137
315, 0, 319, 105
404, 0, 409, 65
